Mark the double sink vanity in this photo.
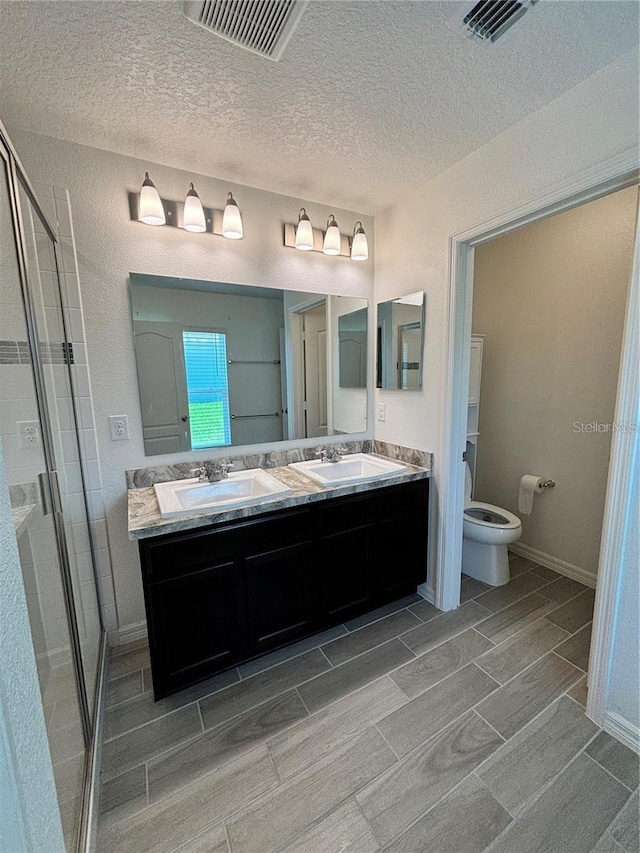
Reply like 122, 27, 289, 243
128, 446, 430, 699
126, 273, 430, 699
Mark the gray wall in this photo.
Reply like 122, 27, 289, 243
472, 185, 637, 578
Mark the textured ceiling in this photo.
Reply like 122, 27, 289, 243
0, 0, 637, 213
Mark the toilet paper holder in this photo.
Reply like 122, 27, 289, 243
540, 479, 556, 489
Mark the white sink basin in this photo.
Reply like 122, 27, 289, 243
288, 453, 407, 487
154, 469, 292, 518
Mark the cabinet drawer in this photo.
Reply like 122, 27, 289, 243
141, 508, 312, 580
318, 481, 427, 535
377, 480, 427, 518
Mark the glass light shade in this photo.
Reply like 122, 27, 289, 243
351, 223, 368, 261
295, 209, 314, 250
222, 193, 243, 239
139, 172, 165, 225
323, 215, 341, 256
183, 183, 206, 233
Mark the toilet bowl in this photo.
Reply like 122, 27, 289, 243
462, 465, 522, 586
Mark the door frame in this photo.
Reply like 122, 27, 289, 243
437, 149, 639, 733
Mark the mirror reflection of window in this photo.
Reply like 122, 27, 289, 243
182, 331, 231, 449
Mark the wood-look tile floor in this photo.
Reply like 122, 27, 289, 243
97, 556, 639, 853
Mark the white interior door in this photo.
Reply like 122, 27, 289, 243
303, 304, 328, 437
133, 321, 191, 454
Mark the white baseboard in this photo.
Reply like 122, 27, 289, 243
509, 542, 597, 589
417, 583, 435, 603
603, 710, 640, 755
108, 620, 148, 648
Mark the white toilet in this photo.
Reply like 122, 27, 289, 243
462, 464, 522, 586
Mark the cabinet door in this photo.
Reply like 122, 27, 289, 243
146, 561, 244, 698
378, 510, 427, 599
318, 525, 376, 623
245, 542, 316, 655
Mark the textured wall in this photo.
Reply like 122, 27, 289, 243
374, 48, 639, 585
472, 185, 637, 577
0, 444, 65, 852
8, 130, 374, 633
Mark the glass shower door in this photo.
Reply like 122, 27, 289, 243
17, 181, 103, 716
1, 138, 88, 849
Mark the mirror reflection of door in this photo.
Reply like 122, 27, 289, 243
398, 322, 422, 390
302, 303, 328, 437
133, 322, 191, 454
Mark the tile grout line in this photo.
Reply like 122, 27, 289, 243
471, 708, 506, 744
381, 761, 508, 851
472, 619, 578, 685
196, 699, 206, 733
264, 740, 283, 786
293, 685, 311, 716
102, 725, 208, 786
490, 734, 610, 826
563, 689, 588, 711
317, 645, 334, 668
373, 721, 401, 761
223, 819, 234, 853
472, 691, 597, 792
583, 748, 638, 794
102, 699, 202, 744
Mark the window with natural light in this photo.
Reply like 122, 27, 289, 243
182, 330, 231, 449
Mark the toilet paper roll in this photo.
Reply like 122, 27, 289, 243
519, 475, 544, 515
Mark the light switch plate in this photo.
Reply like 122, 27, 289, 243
109, 415, 129, 441
376, 403, 386, 422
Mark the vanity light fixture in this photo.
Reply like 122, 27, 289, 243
139, 172, 166, 226
322, 214, 341, 256
222, 192, 243, 239
294, 208, 314, 250
284, 213, 368, 260
183, 183, 206, 233
350, 221, 369, 261
130, 175, 244, 239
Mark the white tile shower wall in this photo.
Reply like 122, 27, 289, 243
33, 181, 117, 634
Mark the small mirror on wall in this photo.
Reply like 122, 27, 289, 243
376, 291, 425, 390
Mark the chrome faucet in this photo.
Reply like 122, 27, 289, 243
316, 445, 347, 464
190, 462, 233, 482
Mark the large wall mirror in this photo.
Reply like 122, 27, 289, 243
129, 273, 369, 456
376, 291, 425, 390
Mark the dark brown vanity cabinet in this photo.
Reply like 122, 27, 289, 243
139, 479, 428, 699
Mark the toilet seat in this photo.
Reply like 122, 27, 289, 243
464, 500, 521, 530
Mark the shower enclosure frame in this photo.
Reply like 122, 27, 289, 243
1, 119, 107, 852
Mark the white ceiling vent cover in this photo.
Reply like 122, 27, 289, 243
452, 0, 538, 47
183, 0, 308, 61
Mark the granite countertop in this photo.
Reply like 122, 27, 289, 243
128, 456, 430, 541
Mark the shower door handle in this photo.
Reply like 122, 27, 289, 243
37, 470, 63, 516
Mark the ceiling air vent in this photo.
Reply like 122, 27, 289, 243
453, 0, 538, 47
183, 0, 308, 61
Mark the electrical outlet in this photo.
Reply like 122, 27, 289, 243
376, 403, 386, 422
109, 415, 129, 441
18, 421, 41, 449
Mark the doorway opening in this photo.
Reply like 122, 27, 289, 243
438, 162, 639, 732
